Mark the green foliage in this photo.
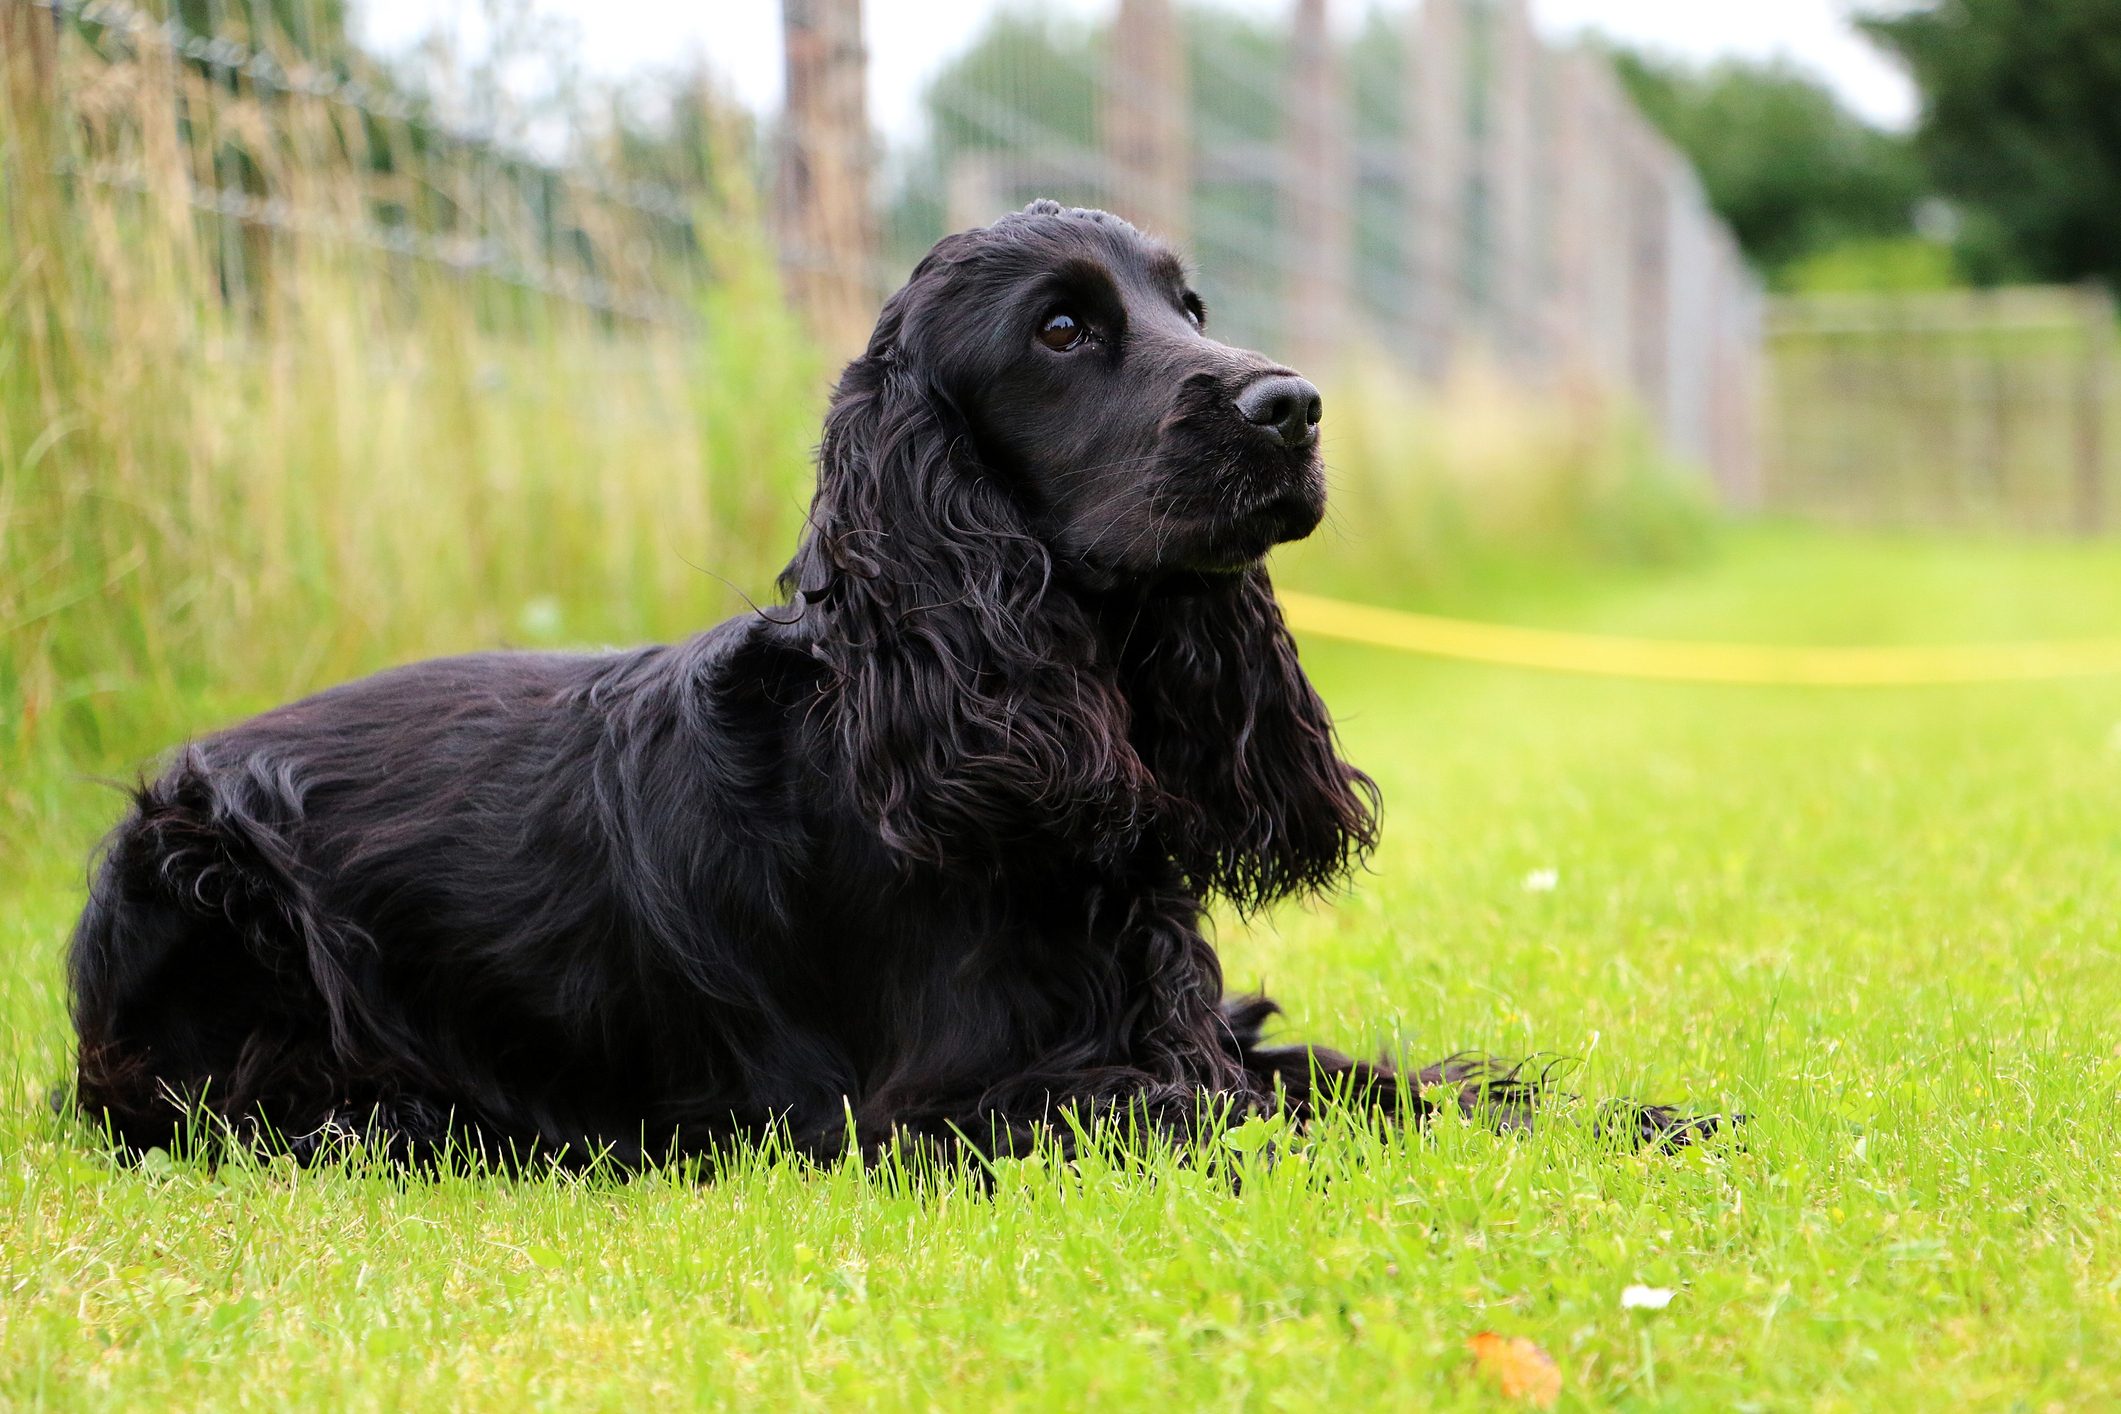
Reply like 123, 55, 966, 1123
911, 6, 1300, 165
879, 13, 1095, 270
887, 2, 1309, 296
1859, 0, 2121, 289
1783, 236, 1964, 295
1345, 5, 1407, 145
1181, 8, 1284, 147
608, 70, 758, 208
169, 0, 356, 56
9, 529, 2121, 1405
1604, 46, 1931, 281
922, 11, 1102, 157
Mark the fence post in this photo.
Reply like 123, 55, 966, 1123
1622, 117, 1674, 453
2, 0, 58, 150
1548, 51, 1599, 378
778, 0, 878, 353
1286, 0, 1349, 367
1406, 0, 1465, 381
1104, 0, 1189, 244
2079, 285, 2114, 536
1487, 0, 1536, 368
1714, 240, 1765, 509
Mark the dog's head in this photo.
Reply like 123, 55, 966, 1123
863, 200, 1325, 584
784, 201, 1372, 900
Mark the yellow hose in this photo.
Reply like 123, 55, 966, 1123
1277, 591, 2121, 686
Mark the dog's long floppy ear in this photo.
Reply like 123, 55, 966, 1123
1113, 571, 1379, 911
781, 303, 1151, 869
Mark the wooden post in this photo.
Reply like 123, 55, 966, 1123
1406, 0, 1465, 381
1623, 114, 1674, 451
1589, 59, 1637, 390
778, 0, 878, 354
2078, 285, 2114, 536
1487, 0, 1536, 368
1713, 238, 1765, 510
1286, 0, 1350, 368
1104, 0, 1189, 244
2, 0, 59, 153
1549, 51, 1602, 378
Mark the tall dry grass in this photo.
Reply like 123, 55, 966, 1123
1, 3, 1712, 865
1, 10, 822, 817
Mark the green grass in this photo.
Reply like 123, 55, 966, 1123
5, 525, 2120, 1409
12, 20, 2115, 1406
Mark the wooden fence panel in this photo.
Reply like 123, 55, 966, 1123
1764, 288, 2117, 534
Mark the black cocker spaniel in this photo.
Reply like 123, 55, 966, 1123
67, 201, 1695, 1167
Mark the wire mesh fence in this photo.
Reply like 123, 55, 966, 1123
11, 0, 714, 331
12, 0, 1764, 501
3, 0, 838, 740
811, 0, 1765, 502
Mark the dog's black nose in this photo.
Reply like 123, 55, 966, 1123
1236, 374, 1323, 448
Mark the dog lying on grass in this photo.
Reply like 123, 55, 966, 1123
66, 201, 1709, 1167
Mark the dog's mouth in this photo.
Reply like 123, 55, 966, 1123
1166, 479, 1326, 574
1244, 481, 1327, 542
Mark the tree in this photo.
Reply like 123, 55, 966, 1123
1603, 45, 1931, 282
922, 13, 1102, 158
1859, 0, 2121, 287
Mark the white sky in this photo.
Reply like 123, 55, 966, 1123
355, 0, 1918, 139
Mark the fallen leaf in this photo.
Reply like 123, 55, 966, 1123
1621, 1284, 1675, 1310
1467, 1331, 1561, 1408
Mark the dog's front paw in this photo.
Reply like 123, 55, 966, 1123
1599, 1101, 1744, 1152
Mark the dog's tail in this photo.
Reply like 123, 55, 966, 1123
65, 752, 424, 1154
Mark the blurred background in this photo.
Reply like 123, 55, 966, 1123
3, 0, 2119, 826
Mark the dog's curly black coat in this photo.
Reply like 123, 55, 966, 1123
66, 202, 1701, 1166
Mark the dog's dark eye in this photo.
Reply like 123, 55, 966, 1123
1038, 312, 1085, 351
1182, 293, 1206, 329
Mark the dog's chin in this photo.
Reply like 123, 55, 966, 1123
1067, 478, 1325, 589
1174, 489, 1326, 574
1072, 528, 1286, 595
1175, 541, 1273, 576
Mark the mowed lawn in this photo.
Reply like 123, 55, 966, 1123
3, 527, 2119, 1409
